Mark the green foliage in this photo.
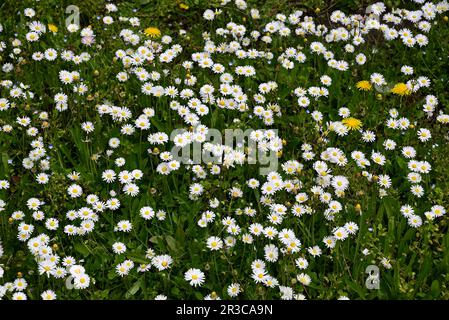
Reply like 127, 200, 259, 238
0, 0, 449, 300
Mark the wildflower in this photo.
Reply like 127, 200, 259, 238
391, 83, 411, 96
356, 80, 372, 91
48, 24, 58, 33
342, 117, 362, 130
184, 268, 205, 287
144, 27, 161, 38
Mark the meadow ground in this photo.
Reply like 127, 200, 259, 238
0, 0, 449, 300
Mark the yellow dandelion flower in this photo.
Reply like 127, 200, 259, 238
391, 83, 411, 96
48, 24, 58, 33
144, 27, 161, 38
356, 80, 372, 91
179, 3, 189, 10
342, 117, 363, 130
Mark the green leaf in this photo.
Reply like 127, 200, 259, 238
125, 280, 141, 299
127, 253, 149, 264
74, 242, 90, 257
430, 280, 440, 299
166, 235, 179, 253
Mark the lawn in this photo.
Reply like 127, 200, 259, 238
0, 0, 449, 300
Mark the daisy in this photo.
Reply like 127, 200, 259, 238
184, 268, 205, 287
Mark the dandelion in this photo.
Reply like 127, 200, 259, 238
356, 80, 372, 91
391, 83, 411, 96
342, 117, 362, 130
48, 24, 58, 33
144, 27, 161, 38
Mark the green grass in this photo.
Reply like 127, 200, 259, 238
0, 0, 449, 300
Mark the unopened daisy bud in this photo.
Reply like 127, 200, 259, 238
276, 151, 282, 157
52, 244, 59, 251
204, 263, 210, 271
17, 272, 23, 278
93, 70, 99, 77
444, 16, 448, 22
42, 121, 49, 128
372, 175, 379, 181
8, 217, 13, 224
315, 8, 321, 13
409, 124, 415, 129
150, 187, 157, 194
376, 94, 382, 100
282, 139, 287, 146
355, 204, 362, 212
153, 147, 160, 155
211, 292, 217, 299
